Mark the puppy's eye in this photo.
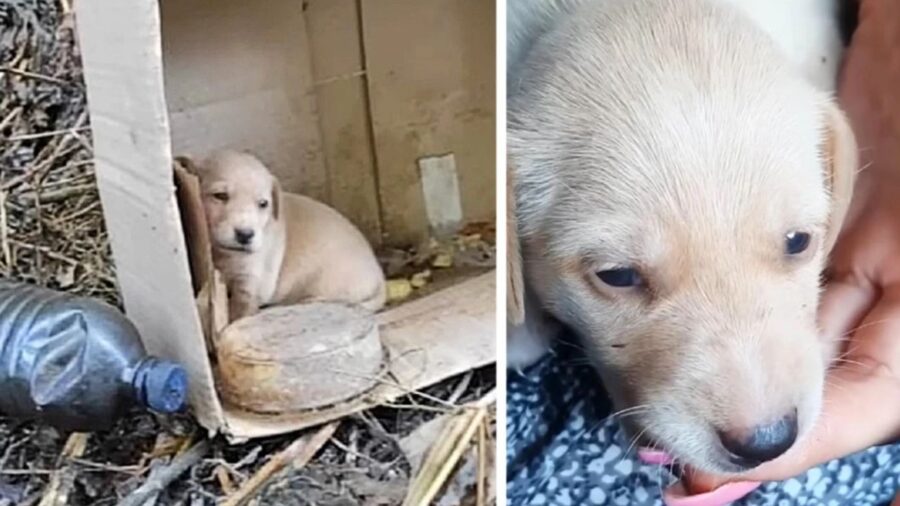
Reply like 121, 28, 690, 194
258, 199, 269, 209
785, 231, 811, 255
213, 192, 229, 202
596, 268, 643, 288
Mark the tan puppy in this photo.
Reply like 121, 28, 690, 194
507, 0, 857, 474
180, 150, 385, 320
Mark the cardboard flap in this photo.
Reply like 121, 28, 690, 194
75, 0, 228, 435
173, 163, 228, 354
173, 162, 213, 295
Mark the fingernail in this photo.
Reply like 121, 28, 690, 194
663, 480, 761, 506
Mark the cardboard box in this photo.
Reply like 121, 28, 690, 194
75, 0, 496, 440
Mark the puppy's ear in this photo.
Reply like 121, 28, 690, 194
821, 102, 858, 253
175, 155, 201, 175
507, 161, 525, 325
271, 178, 282, 221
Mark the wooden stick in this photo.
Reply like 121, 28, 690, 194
0, 107, 21, 133
221, 422, 338, 506
0, 112, 86, 192
404, 411, 471, 503
5, 127, 90, 142
446, 370, 473, 405
403, 409, 480, 506
329, 437, 385, 467
18, 184, 96, 204
477, 419, 486, 506
118, 440, 210, 506
403, 389, 496, 506
68, 459, 142, 475
0, 191, 10, 270
0, 469, 54, 476
0, 67, 68, 85
419, 408, 486, 505
37, 433, 89, 506
214, 465, 237, 496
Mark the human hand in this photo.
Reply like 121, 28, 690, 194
672, 0, 900, 499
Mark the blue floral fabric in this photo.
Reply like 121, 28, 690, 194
506, 342, 900, 505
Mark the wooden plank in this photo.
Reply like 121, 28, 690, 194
360, 0, 496, 246
305, 0, 383, 244
74, 0, 226, 431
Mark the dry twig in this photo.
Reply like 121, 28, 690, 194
5, 126, 90, 142
477, 419, 487, 506
221, 422, 339, 506
0, 66, 68, 85
37, 432, 89, 506
117, 440, 210, 506
402, 389, 496, 506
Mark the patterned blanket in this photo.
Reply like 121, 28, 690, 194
506, 343, 900, 506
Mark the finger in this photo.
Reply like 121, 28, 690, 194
687, 366, 900, 489
689, 289, 900, 487
751, 361, 900, 481
817, 276, 877, 349
766, 289, 900, 475
835, 286, 900, 370
685, 370, 897, 490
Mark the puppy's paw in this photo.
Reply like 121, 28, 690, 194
227, 286, 260, 322
507, 322, 552, 370
507, 308, 563, 371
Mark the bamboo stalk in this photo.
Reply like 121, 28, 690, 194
403, 407, 487, 506
477, 419, 487, 506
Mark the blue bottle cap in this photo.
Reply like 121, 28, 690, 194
141, 360, 188, 413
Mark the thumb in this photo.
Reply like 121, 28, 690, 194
817, 274, 876, 350
684, 362, 895, 492
687, 288, 900, 490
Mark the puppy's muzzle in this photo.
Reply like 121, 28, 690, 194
717, 410, 798, 469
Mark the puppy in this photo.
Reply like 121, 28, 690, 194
507, 0, 857, 474
180, 150, 385, 320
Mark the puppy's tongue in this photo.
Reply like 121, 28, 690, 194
637, 448, 675, 466
636, 448, 761, 506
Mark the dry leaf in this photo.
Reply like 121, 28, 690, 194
386, 278, 413, 302
431, 252, 453, 269
54, 264, 75, 288
410, 270, 431, 289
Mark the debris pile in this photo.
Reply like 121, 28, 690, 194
0, 0, 117, 305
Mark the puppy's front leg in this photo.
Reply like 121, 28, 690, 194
228, 276, 260, 321
507, 288, 561, 371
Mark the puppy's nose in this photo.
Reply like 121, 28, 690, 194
234, 228, 255, 245
718, 411, 798, 468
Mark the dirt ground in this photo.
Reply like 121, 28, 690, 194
0, 368, 495, 505
0, 2, 496, 505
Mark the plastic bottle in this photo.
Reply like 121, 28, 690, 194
0, 281, 188, 431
